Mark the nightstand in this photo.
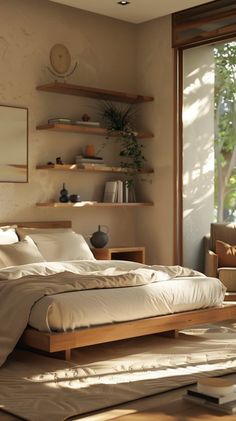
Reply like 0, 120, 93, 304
92, 246, 145, 264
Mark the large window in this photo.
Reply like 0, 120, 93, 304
173, 0, 236, 269
214, 41, 236, 222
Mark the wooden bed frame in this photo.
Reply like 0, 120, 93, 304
3, 220, 236, 361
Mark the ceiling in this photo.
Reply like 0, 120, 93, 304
49, 0, 214, 24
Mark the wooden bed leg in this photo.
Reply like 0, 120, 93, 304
64, 349, 72, 361
159, 330, 179, 338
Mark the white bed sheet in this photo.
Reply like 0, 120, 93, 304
29, 275, 225, 332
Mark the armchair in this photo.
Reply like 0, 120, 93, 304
205, 223, 236, 297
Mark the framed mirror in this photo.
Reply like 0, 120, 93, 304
0, 105, 28, 182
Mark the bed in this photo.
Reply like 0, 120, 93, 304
0, 220, 236, 365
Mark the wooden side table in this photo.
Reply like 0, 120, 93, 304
92, 246, 145, 264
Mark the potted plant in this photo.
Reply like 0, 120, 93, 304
98, 101, 146, 171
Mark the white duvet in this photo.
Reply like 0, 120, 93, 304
0, 260, 226, 368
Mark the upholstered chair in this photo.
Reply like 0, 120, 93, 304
204, 223, 236, 297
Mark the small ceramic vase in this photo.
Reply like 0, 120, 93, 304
90, 225, 109, 248
59, 183, 69, 203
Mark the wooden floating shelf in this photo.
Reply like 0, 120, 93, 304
36, 202, 154, 208
36, 164, 154, 174
36, 123, 153, 139
36, 82, 154, 104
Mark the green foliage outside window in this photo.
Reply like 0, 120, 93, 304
214, 41, 236, 222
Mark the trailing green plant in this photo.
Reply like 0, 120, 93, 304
119, 130, 145, 171
97, 101, 146, 171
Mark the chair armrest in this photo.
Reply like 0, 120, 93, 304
205, 250, 218, 277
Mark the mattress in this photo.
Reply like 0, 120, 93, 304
29, 275, 225, 332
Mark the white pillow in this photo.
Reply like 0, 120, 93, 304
0, 239, 45, 268
0, 225, 19, 244
18, 229, 95, 262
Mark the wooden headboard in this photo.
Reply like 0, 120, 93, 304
0, 220, 72, 228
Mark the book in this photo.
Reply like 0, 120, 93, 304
117, 180, 123, 203
197, 377, 235, 396
77, 163, 105, 169
186, 386, 236, 404
48, 118, 72, 124
76, 156, 104, 165
183, 394, 236, 414
83, 156, 103, 160
73, 120, 100, 126
103, 181, 118, 203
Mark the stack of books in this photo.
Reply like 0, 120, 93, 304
76, 155, 105, 169
48, 118, 72, 124
73, 120, 100, 127
103, 180, 135, 203
184, 377, 236, 414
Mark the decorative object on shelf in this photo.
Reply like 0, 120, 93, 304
97, 101, 145, 172
56, 157, 63, 165
124, 179, 136, 203
82, 113, 90, 122
48, 44, 78, 81
103, 179, 136, 203
76, 155, 105, 167
70, 194, 81, 203
84, 144, 95, 157
59, 183, 69, 203
90, 225, 109, 248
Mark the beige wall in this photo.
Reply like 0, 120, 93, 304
135, 16, 175, 265
0, 0, 175, 264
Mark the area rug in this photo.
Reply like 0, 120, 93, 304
1, 321, 236, 421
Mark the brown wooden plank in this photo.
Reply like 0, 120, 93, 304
36, 164, 154, 174
0, 220, 72, 228
92, 246, 145, 263
36, 82, 154, 104
36, 123, 153, 139
21, 304, 236, 354
35, 202, 154, 208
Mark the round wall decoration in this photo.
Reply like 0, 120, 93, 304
49, 44, 71, 75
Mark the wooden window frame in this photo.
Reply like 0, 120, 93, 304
173, 1, 236, 265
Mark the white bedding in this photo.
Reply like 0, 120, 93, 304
28, 260, 225, 332
29, 275, 225, 332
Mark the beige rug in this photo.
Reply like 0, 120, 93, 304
1, 321, 236, 421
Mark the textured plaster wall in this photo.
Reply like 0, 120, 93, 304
135, 16, 175, 265
0, 0, 175, 264
0, 0, 138, 245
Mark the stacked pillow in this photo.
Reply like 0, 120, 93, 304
0, 225, 19, 245
0, 225, 95, 269
16, 227, 95, 262
0, 225, 45, 268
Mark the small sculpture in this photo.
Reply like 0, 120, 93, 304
48, 44, 78, 81
56, 157, 63, 165
90, 225, 109, 248
82, 113, 90, 122
59, 183, 69, 203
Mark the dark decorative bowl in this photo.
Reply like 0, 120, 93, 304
70, 194, 81, 203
